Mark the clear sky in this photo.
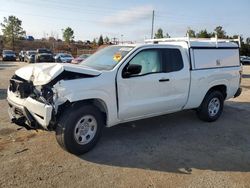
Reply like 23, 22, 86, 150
0, 0, 249, 42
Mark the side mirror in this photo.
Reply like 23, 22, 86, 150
123, 64, 142, 78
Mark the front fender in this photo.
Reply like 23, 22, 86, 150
54, 79, 118, 127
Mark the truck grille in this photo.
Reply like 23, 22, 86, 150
39, 55, 53, 62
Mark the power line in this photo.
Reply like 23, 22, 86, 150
8, 0, 153, 17
0, 9, 150, 27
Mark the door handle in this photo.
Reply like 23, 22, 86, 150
159, 78, 170, 82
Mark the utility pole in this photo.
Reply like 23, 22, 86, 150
112, 37, 118, 45
151, 10, 155, 39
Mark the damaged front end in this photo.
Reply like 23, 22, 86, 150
7, 73, 100, 130
7, 63, 101, 130
8, 75, 54, 130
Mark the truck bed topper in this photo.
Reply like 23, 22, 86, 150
145, 34, 241, 49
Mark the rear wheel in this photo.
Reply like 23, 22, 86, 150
56, 104, 104, 155
197, 91, 224, 122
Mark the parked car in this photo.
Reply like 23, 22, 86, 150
24, 50, 36, 63
26, 36, 34, 41
54, 53, 73, 63
240, 56, 250, 65
7, 37, 242, 155
71, 54, 91, 64
2, 50, 16, 61
19, 50, 26, 61
35, 48, 54, 63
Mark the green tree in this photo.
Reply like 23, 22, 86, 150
196, 29, 212, 38
98, 35, 104, 46
165, 33, 171, 38
246, 37, 250, 45
92, 38, 97, 46
214, 26, 226, 38
104, 36, 110, 44
62, 27, 74, 44
1, 15, 26, 50
154, 28, 164, 39
240, 36, 250, 56
232, 35, 239, 39
187, 28, 196, 37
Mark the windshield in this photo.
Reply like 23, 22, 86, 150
38, 49, 51, 54
61, 54, 72, 58
3, 50, 15, 55
80, 46, 134, 70
28, 51, 36, 56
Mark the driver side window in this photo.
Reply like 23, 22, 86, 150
129, 49, 162, 76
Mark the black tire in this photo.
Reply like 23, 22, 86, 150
197, 91, 224, 122
56, 104, 104, 155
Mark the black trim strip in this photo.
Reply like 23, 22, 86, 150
188, 48, 192, 70
192, 65, 240, 71
124, 71, 165, 78
191, 47, 239, 50
115, 75, 119, 112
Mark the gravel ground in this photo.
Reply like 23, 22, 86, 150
0, 61, 250, 188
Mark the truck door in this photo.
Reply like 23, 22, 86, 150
117, 47, 190, 121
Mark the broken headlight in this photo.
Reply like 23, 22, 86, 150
41, 86, 54, 104
33, 85, 54, 105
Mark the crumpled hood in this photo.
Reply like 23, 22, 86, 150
15, 63, 101, 86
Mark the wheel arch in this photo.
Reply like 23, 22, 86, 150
59, 98, 109, 127
205, 84, 227, 100
198, 84, 227, 108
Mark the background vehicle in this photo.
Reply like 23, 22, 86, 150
54, 53, 73, 63
19, 50, 26, 61
240, 56, 250, 65
71, 54, 91, 64
2, 50, 16, 61
24, 50, 36, 63
7, 37, 242, 155
35, 48, 54, 63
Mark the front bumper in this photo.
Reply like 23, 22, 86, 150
28, 58, 35, 63
3, 56, 16, 61
7, 90, 53, 129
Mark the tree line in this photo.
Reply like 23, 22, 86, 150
1, 15, 250, 56
0, 15, 112, 50
62, 27, 110, 46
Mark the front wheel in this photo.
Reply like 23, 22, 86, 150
56, 104, 104, 155
197, 91, 224, 122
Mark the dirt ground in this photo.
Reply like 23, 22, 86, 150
0, 61, 250, 188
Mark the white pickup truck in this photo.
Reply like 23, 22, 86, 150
7, 37, 242, 155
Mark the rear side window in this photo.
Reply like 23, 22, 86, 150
163, 49, 183, 72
